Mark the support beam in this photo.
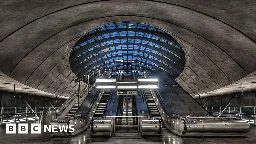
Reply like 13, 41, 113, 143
218, 94, 237, 117
202, 96, 211, 107
21, 96, 39, 118
46, 98, 55, 109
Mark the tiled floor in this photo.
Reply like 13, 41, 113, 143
0, 125, 255, 144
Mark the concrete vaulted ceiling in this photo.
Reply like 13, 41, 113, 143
0, 0, 256, 97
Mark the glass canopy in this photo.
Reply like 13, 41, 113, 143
69, 22, 185, 79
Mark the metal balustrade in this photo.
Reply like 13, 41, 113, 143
205, 106, 256, 125
0, 106, 54, 125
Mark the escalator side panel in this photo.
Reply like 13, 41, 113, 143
135, 93, 149, 116
149, 72, 208, 116
102, 94, 119, 116
76, 88, 100, 116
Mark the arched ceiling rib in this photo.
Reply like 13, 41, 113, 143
0, 0, 255, 97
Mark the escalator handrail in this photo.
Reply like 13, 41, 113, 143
57, 86, 88, 112
75, 75, 111, 117
153, 89, 172, 117
75, 90, 101, 117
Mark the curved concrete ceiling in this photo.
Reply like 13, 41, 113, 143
0, 0, 255, 97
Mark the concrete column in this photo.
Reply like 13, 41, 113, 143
0, 107, 3, 125
254, 106, 256, 126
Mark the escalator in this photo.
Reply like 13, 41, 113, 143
51, 71, 250, 138
93, 91, 111, 118
143, 89, 160, 118
141, 72, 251, 137
111, 94, 140, 139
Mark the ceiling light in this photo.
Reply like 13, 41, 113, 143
138, 85, 158, 88
96, 79, 116, 82
96, 86, 116, 89
138, 79, 158, 82
117, 86, 137, 89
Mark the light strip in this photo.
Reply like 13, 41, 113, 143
96, 86, 116, 89
115, 60, 124, 62
117, 82, 137, 84
117, 86, 137, 89
141, 120, 160, 122
138, 85, 158, 88
138, 79, 158, 82
96, 79, 116, 82
93, 120, 112, 122
106, 116, 146, 118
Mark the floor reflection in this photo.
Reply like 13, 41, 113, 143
0, 126, 255, 144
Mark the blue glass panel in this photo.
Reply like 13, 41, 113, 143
98, 25, 106, 31
117, 23, 126, 28
102, 33, 110, 38
142, 40, 148, 44
152, 35, 159, 40
134, 39, 141, 44
121, 45, 127, 49
127, 22, 137, 28
119, 31, 127, 36
148, 26, 157, 31
134, 45, 139, 49
135, 32, 144, 37
148, 42, 155, 46
116, 45, 121, 50
95, 36, 103, 40
110, 46, 115, 51
110, 32, 119, 37
107, 23, 116, 29
128, 31, 135, 36
140, 46, 146, 50
128, 45, 133, 49
144, 33, 152, 38
137, 23, 147, 29
120, 38, 127, 43
113, 39, 120, 44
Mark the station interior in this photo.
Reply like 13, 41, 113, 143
0, 0, 256, 144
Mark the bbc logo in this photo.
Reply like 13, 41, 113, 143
6, 124, 41, 134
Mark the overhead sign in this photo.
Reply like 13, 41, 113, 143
117, 90, 137, 95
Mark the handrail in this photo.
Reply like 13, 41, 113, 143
154, 90, 165, 107
71, 89, 101, 118
57, 86, 88, 113
58, 87, 92, 118
74, 90, 104, 120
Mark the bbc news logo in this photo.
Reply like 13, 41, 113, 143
6, 123, 75, 134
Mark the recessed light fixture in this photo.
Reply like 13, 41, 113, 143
3, 82, 11, 85
29, 91, 37, 93
22, 87, 30, 89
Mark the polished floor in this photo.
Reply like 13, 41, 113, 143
0, 125, 255, 144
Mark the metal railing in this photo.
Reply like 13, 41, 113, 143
57, 86, 87, 112
0, 106, 54, 124
57, 86, 89, 115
